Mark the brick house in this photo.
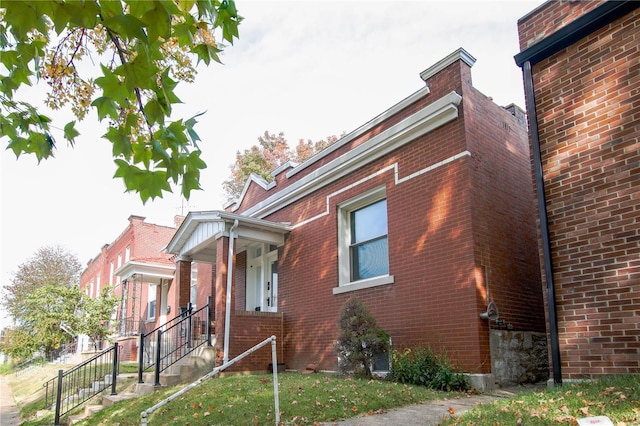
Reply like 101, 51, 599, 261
515, 1, 639, 383
166, 48, 548, 388
79, 215, 199, 360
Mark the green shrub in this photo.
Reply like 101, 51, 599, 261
335, 297, 389, 379
388, 346, 469, 392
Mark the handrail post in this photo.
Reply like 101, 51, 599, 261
206, 296, 212, 346
154, 329, 162, 386
111, 342, 118, 396
271, 336, 280, 426
186, 302, 193, 349
54, 369, 63, 426
138, 332, 145, 383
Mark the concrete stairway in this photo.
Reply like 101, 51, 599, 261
66, 345, 216, 425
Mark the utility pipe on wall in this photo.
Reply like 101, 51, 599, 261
523, 60, 562, 385
223, 219, 239, 364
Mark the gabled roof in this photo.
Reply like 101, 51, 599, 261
166, 210, 291, 263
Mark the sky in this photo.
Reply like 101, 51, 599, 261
0, 0, 543, 326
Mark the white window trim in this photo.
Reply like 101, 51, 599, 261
336, 186, 394, 292
147, 284, 157, 321
333, 275, 394, 295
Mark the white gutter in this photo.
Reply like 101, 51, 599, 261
223, 219, 239, 364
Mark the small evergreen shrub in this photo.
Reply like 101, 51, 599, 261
388, 346, 469, 391
335, 297, 389, 379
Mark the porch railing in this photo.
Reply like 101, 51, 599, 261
43, 342, 120, 426
138, 297, 212, 385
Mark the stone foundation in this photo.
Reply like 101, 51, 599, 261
490, 330, 548, 385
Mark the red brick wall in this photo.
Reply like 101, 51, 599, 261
226, 57, 544, 375
519, 5, 640, 377
80, 216, 178, 337
463, 77, 546, 334
225, 311, 284, 372
518, 1, 606, 51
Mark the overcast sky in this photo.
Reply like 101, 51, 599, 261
0, 0, 542, 325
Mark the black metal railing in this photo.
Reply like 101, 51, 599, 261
138, 297, 212, 385
14, 355, 46, 375
120, 316, 146, 336
44, 342, 120, 426
49, 341, 77, 363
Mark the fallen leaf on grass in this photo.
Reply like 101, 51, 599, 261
580, 407, 590, 415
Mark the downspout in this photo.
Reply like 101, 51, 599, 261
523, 60, 562, 385
223, 219, 239, 364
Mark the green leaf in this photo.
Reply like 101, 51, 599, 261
143, 98, 166, 126
63, 121, 80, 144
99, 0, 124, 20
192, 43, 222, 65
102, 14, 148, 43
116, 46, 159, 91
91, 97, 119, 121
64, 1, 100, 28
95, 65, 130, 103
142, 2, 172, 41
2, 2, 44, 40
182, 170, 202, 198
105, 127, 132, 159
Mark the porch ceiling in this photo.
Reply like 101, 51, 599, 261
166, 210, 291, 263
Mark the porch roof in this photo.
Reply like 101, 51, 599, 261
114, 259, 175, 284
166, 210, 291, 263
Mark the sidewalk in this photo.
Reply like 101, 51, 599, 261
322, 384, 546, 426
0, 376, 21, 426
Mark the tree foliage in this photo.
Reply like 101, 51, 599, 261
0, 0, 242, 202
80, 286, 119, 350
223, 130, 340, 200
0, 245, 81, 358
2, 245, 82, 321
335, 296, 389, 379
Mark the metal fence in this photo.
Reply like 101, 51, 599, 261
43, 343, 120, 426
138, 298, 212, 386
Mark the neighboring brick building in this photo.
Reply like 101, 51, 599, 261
167, 49, 548, 387
79, 215, 179, 360
515, 1, 639, 383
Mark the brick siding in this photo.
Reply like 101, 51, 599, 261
518, 3, 640, 378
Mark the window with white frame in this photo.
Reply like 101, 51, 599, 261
109, 260, 115, 286
337, 187, 393, 292
190, 263, 198, 308
125, 245, 130, 262
147, 285, 157, 320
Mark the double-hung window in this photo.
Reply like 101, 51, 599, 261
336, 187, 393, 294
350, 199, 389, 280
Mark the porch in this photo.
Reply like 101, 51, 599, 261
165, 211, 291, 371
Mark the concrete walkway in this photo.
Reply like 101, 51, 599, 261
322, 384, 546, 426
0, 376, 21, 426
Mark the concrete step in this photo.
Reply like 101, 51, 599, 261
101, 392, 140, 407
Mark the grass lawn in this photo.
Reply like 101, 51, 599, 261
442, 375, 640, 425
6, 363, 638, 425
72, 373, 450, 425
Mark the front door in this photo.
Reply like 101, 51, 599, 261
265, 255, 278, 312
245, 244, 279, 312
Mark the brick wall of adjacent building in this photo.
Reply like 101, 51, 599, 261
518, 2, 640, 378
80, 216, 178, 357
